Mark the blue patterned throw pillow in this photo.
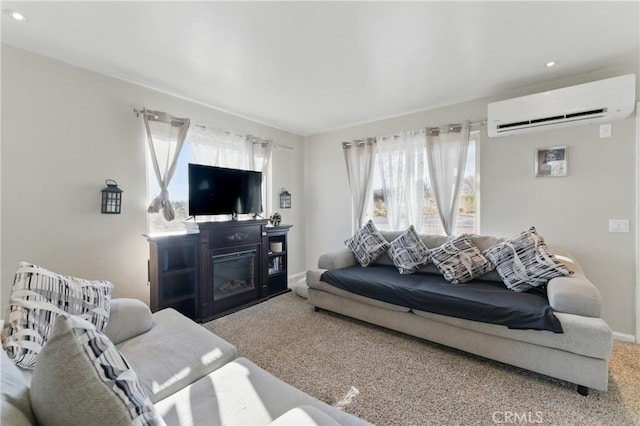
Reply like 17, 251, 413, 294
345, 220, 390, 267
388, 225, 431, 274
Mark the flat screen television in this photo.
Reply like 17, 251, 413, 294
188, 164, 263, 217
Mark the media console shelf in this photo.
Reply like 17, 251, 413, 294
146, 221, 292, 322
266, 225, 293, 297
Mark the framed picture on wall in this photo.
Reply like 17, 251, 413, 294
535, 146, 567, 177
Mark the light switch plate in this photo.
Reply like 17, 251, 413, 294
609, 219, 629, 233
600, 124, 612, 138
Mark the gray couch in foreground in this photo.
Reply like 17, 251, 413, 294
2, 299, 370, 426
307, 231, 613, 394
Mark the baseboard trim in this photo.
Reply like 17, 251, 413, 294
613, 331, 636, 343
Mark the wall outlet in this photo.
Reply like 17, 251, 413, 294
608, 219, 629, 233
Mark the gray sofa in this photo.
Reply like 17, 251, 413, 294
2, 298, 370, 426
306, 231, 613, 394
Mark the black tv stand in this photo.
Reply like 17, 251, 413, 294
146, 220, 292, 322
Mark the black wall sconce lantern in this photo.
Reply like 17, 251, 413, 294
101, 179, 123, 214
279, 188, 291, 209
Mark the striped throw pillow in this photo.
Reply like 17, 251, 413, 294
388, 225, 431, 274
31, 315, 165, 426
345, 220, 390, 267
4, 262, 113, 369
484, 227, 572, 292
430, 234, 494, 284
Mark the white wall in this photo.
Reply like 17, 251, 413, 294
1, 45, 305, 312
305, 63, 639, 336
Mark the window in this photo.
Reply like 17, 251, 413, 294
147, 129, 272, 234
371, 132, 479, 235
147, 142, 192, 233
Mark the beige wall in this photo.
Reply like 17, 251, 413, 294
305, 63, 639, 336
1, 45, 306, 312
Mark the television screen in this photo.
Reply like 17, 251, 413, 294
188, 164, 263, 216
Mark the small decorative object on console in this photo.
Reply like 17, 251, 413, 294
270, 212, 282, 226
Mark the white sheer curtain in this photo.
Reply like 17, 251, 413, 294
425, 121, 470, 235
143, 110, 190, 221
188, 127, 252, 169
187, 126, 273, 214
343, 138, 376, 231
376, 135, 406, 230
249, 138, 274, 214
376, 131, 426, 231
404, 131, 427, 231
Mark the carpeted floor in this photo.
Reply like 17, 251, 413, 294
204, 292, 640, 425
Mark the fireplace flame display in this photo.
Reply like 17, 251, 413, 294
213, 250, 256, 300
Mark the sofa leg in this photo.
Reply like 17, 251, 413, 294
577, 385, 589, 396
314, 307, 320, 312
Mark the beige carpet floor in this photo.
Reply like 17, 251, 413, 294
204, 292, 640, 425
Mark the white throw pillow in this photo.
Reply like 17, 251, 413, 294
344, 220, 390, 267
4, 262, 113, 369
388, 225, 431, 274
30, 315, 165, 426
484, 226, 572, 292
430, 234, 494, 284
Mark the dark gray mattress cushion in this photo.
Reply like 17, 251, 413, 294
321, 265, 562, 333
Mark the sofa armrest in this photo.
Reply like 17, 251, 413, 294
306, 269, 326, 290
318, 248, 357, 269
104, 298, 154, 345
547, 276, 602, 318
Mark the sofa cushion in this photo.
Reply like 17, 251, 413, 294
116, 308, 238, 403
484, 227, 572, 292
30, 315, 165, 426
307, 270, 411, 313
430, 234, 493, 284
1, 349, 35, 426
388, 225, 431, 274
345, 220, 390, 266
4, 262, 113, 369
154, 357, 369, 426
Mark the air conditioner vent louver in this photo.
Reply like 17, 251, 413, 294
487, 75, 635, 137
496, 109, 608, 132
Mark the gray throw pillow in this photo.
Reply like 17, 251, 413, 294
430, 234, 494, 284
30, 315, 165, 426
345, 220, 390, 267
4, 262, 113, 369
388, 225, 431, 274
484, 226, 572, 292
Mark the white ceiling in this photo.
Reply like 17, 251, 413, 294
2, 1, 639, 136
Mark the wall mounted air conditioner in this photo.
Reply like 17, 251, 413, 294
487, 74, 636, 138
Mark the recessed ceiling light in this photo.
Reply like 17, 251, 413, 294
546, 61, 557, 68
4, 9, 26, 21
